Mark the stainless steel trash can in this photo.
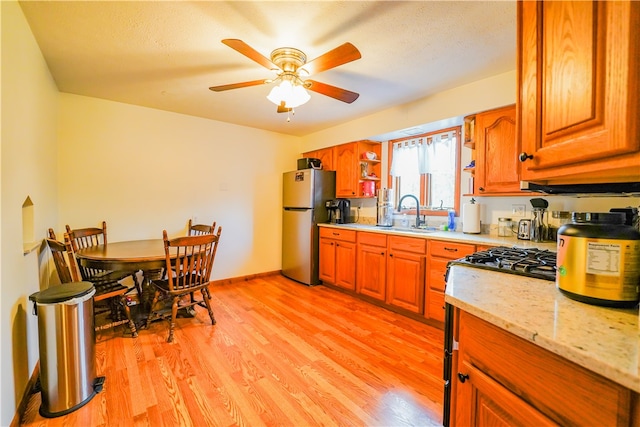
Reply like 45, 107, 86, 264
29, 281, 104, 418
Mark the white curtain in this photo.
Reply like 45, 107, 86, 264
390, 131, 455, 176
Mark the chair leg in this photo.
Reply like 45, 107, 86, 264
146, 289, 161, 329
168, 297, 179, 343
119, 295, 138, 338
201, 287, 216, 325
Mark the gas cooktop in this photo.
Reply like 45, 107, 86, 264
448, 246, 557, 281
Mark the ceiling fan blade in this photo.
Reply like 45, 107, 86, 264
306, 80, 359, 103
209, 79, 269, 92
277, 101, 292, 113
302, 43, 361, 75
222, 39, 278, 70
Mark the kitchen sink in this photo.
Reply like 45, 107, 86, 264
389, 226, 438, 234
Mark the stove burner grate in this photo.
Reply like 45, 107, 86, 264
455, 246, 557, 281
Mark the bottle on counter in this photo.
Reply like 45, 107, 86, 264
447, 209, 456, 231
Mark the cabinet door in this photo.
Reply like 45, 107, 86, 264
518, 0, 640, 183
456, 310, 631, 426
335, 241, 356, 290
455, 361, 556, 427
386, 250, 425, 313
475, 105, 521, 194
356, 244, 386, 301
303, 148, 334, 171
335, 143, 358, 197
318, 238, 336, 283
426, 257, 449, 322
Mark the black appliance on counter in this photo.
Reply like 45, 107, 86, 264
326, 199, 351, 224
297, 158, 322, 170
442, 246, 557, 426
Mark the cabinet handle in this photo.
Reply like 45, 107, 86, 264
458, 373, 469, 383
519, 152, 534, 162
444, 247, 458, 252
478, 187, 485, 192
380, 252, 385, 255
332, 232, 340, 236
389, 253, 393, 257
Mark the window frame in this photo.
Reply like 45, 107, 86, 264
387, 125, 462, 217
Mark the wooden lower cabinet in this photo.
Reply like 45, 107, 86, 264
426, 241, 476, 322
386, 236, 426, 314
319, 228, 356, 290
356, 232, 387, 301
456, 361, 556, 426
453, 310, 632, 426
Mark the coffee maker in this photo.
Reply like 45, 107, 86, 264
326, 199, 351, 224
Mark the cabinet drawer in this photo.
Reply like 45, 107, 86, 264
358, 231, 387, 247
458, 311, 630, 426
429, 240, 475, 259
388, 236, 426, 254
319, 227, 356, 242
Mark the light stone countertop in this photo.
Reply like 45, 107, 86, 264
318, 222, 558, 251
445, 265, 640, 393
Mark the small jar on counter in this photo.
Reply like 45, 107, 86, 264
498, 217, 513, 237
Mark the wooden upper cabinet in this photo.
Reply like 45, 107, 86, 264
474, 105, 523, 194
334, 143, 359, 197
334, 140, 382, 198
518, 0, 640, 184
303, 147, 334, 171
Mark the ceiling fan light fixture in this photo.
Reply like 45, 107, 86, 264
267, 79, 310, 109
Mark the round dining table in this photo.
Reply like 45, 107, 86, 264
75, 239, 195, 322
75, 239, 170, 272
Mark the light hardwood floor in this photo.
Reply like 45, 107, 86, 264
20, 274, 444, 426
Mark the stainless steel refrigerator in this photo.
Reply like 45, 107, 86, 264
282, 169, 336, 285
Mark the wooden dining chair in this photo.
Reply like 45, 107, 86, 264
50, 227, 138, 337
65, 221, 138, 287
147, 226, 222, 342
46, 237, 77, 284
188, 219, 216, 236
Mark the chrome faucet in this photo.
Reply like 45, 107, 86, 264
397, 194, 423, 228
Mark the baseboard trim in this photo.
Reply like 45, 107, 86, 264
210, 270, 280, 286
11, 361, 40, 427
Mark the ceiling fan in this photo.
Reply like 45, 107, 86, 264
209, 39, 361, 113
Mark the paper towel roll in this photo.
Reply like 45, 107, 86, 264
462, 201, 481, 234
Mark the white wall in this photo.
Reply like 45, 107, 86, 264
1, 1, 60, 423
301, 70, 517, 150
56, 93, 300, 280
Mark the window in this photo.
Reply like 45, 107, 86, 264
388, 126, 461, 216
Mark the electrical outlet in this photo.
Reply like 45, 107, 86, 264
512, 204, 526, 217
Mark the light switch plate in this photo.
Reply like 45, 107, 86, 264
512, 204, 526, 217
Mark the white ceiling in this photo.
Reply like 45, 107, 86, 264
19, 1, 516, 137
